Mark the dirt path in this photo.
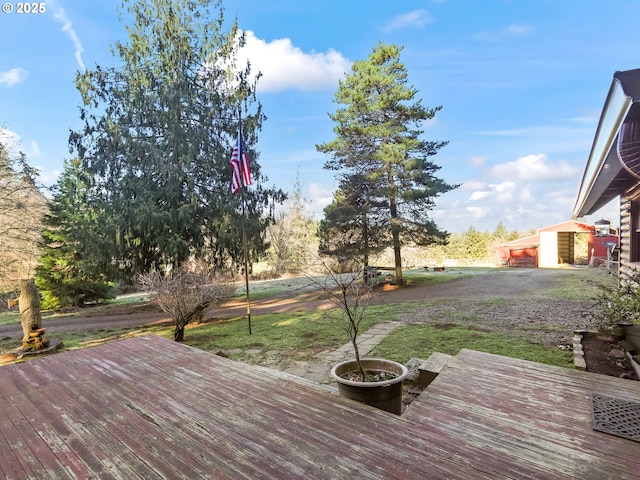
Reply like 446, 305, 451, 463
0, 268, 589, 346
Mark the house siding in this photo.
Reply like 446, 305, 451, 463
620, 185, 640, 280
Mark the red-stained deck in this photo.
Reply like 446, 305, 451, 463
0, 335, 639, 479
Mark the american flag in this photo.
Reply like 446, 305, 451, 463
230, 129, 252, 195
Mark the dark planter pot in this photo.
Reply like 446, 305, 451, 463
613, 326, 626, 341
330, 358, 408, 415
613, 322, 633, 341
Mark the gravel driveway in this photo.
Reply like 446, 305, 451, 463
387, 267, 601, 347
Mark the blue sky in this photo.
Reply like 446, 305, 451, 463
2, 0, 639, 234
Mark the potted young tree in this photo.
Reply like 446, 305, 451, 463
315, 261, 408, 415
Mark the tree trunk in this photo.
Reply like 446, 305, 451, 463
388, 195, 403, 285
173, 303, 207, 342
362, 209, 369, 268
352, 337, 367, 381
173, 321, 186, 342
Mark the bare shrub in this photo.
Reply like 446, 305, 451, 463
583, 270, 640, 330
139, 260, 235, 342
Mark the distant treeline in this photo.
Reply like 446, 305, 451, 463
370, 223, 536, 268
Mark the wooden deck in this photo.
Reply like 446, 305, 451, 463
0, 335, 639, 479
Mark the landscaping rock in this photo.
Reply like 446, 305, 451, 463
608, 348, 626, 360
405, 358, 424, 382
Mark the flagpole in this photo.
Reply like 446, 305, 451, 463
238, 109, 252, 335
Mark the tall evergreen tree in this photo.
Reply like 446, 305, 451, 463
317, 43, 458, 282
69, 0, 284, 283
36, 160, 115, 308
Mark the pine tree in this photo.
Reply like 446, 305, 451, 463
317, 43, 458, 282
318, 173, 388, 265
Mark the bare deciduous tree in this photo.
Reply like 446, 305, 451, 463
265, 177, 318, 275
139, 261, 235, 342
0, 140, 46, 294
310, 259, 375, 380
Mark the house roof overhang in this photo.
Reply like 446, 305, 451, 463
573, 68, 640, 217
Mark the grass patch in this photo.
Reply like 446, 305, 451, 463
544, 268, 616, 301
0, 310, 78, 328
371, 323, 573, 368
182, 302, 422, 355
0, 307, 119, 326
234, 274, 354, 300
0, 312, 19, 327
0, 298, 424, 357
108, 292, 151, 305
232, 269, 474, 299
401, 268, 478, 286
184, 310, 345, 353
0, 337, 22, 352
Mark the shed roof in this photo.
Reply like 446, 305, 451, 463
574, 68, 640, 217
537, 220, 594, 233
501, 220, 600, 248
502, 234, 539, 248
1, 335, 639, 478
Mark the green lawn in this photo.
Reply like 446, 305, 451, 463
371, 323, 573, 368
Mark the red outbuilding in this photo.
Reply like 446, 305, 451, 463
496, 220, 617, 268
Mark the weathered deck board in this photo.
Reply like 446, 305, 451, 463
404, 349, 640, 479
1, 336, 639, 479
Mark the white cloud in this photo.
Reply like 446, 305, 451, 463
422, 116, 439, 128
435, 155, 583, 233
240, 31, 350, 92
469, 155, 486, 167
492, 181, 515, 202
489, 153, 578, 181
505, 24, 534, 36
0, 129, 51, 184
0, 128, 21, 152
49, 0, 85, 71
466, 205, 491, 219
460, 180, 487, 191
466, 179, 536, 208
468, 191, 490, 201
475, 23, 534, 42
0, 68, 28, 87
307, 182, 334, 218
469, 181, 534, 205
29, 140, 41, 158
493, 180, 516, 193
567, 112, 599, 125
382, 10, 433, 32
35, 168, 61, 187
1, 129, 46, 171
